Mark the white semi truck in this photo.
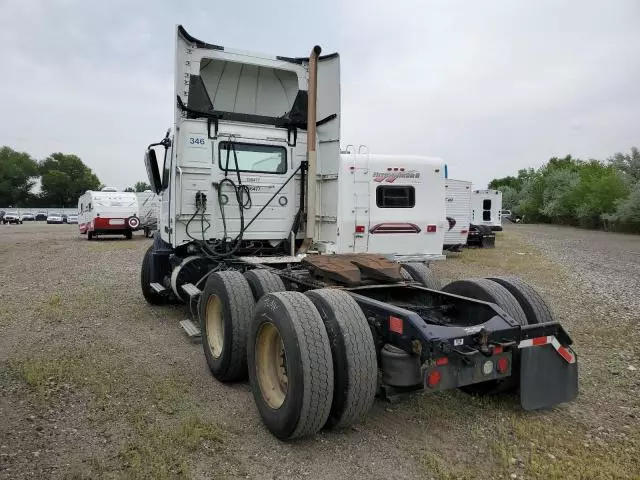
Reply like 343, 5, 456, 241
140, 26, 578, 440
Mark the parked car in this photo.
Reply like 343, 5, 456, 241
66, 214, 78, 224
3, 211, 22, 224
46, 212, 64, 224
35, 211, 48, 221
20, 213, 36, 222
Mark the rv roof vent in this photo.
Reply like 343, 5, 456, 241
101, 186, 118, 192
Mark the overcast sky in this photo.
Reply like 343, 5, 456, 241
1, 0, 638, 189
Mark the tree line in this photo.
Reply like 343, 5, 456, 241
0, 146, 150, 208
489, 147, 640, 232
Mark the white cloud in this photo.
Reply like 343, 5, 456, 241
0, 0, 638, 190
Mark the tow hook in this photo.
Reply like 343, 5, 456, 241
476, 328, 490, 355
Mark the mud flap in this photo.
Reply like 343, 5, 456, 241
520, 344, 578, 410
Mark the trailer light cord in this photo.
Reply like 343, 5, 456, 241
183, 139, 302, 259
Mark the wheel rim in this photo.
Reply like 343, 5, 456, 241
205, 295, 224, 358
255, 322, 288, 409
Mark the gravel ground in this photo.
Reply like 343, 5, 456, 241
516, 224, 640, 316
1, 223, 638, 479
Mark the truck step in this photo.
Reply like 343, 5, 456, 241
150, 282, 166, 293
179, 319, 201, 338
181, 283, 201, 297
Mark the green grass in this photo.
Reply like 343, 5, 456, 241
118, 414, 224, 480
415, 391, 639, 479
10, 344, 227, 479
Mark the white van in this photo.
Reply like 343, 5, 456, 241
471, 189, 503, 231
444, 179, 472, 251
334, 153, 446, 261
78, 188, 140, 240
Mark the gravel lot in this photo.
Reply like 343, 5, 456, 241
516, 224, 640, 315
0, 223, 638, 479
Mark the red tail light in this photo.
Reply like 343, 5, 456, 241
492, 345, 503, 355
497, 357, 509, 374
370, 223, 421, 234
435, 357, 448, 366
427, 370, 441, 388
355, 225, 365, 233
426, 225, 437, 233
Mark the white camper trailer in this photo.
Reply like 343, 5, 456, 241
137, 190, 161, 237
78, 188, 140, 240
443, 179, 472, 251
335, 153, 446, 260
471, 189, 503, 231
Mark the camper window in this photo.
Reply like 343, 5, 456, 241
483, 199, 491, 221
218, 142, 286, 174
376, 186, 415, 208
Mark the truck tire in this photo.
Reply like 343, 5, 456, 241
140, 246, 165, 305
442, 278, 527, 395
305, 289, 377, 429
87, 231, 94, 240
199, 271, 255, 382
248, 291, 333, 440
442, 278, 527, 326
486, 276, 553, 325
400, 262, 441, 290
244, 269, 286, 301
125, 230, 133, 240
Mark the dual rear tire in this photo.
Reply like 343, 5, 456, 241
198, 270, 378, 440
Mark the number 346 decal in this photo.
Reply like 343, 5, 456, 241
189, 137, 206, 145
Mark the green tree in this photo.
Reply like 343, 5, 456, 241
497, 185, 519, 211
39, 153, 101, 207
540, 169, 580, 221
608, 147, 640, 181
517, 173, 545, 222
613, 182, 640, 223
0, 146, 39, 206
134, 181, 151, 192
489, 176, 520, 191
124, 186, 136, 192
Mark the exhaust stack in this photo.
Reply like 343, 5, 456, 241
303, 45, 322, 249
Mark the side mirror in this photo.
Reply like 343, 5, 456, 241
144, 149, 162, 194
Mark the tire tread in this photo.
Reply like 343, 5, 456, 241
271, 292, 334, 439
306, 289, 377, 429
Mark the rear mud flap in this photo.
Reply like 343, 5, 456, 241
520, 344, 578, 410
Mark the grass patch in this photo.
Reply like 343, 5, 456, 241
415, 391, 639, 479
119, 414, 223, 480
437, 231, 571, 289
10, 344, 228, 479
